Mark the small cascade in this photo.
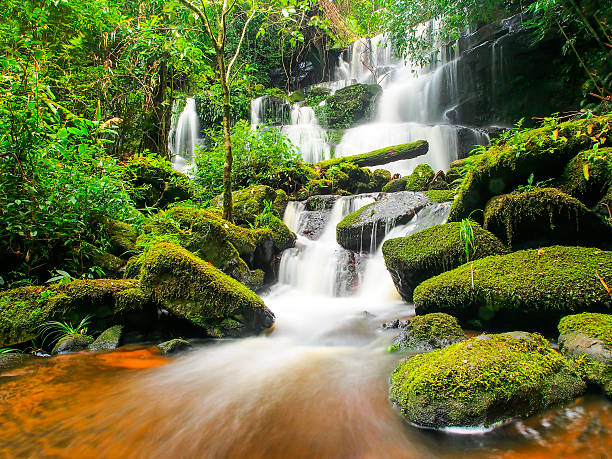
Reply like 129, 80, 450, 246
279, 194, 375, 296
358, 202, 451, 300
171, 98, 200, 174
250, 95, 289, 127
281, 105, 331, 163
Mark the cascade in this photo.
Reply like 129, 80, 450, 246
281, 105, 331, 163
170, 97, 200, 174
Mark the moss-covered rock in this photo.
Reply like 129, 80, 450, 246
383, 222, 507, 302
315, 83, 382, 129
558, 313, 612, 396
448, 115, 612, 222
483, 188, 612, 249
405, 164, 435, 192
557, 147, 612, 208
123, 156, 192, 209
413, 246, 612, 332
328, 162, 375, 194
101, 217, 138, 257
390, 332, 586, 427
428, 171, 450, 190
337, 192, 430, 252
273, 189, 289, 217
392, 313, 467, 352
372, 169, 391, 189
382, 178, 408, 193
139, 242, 275, 338
0, 279, 153, 347
424, 189, 456, 203
52, 334, 94, 354
89, 325, 124, 351
157, 338, 192, 355
211, 185, 277, 225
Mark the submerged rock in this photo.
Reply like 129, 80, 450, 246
52, 335, 94, 354
392, 313, 467, 352
558, 313, 612, 396
336, 192, 430, 252
390, 332, 586, 428
448, 114, 612, 222
413, 246, 612, 332
139, 242, 275, 338
483, 188, 612, 249
0, 353, 33, 372
89, 325, 124, 351
382, 221, 506, 301
157, 338, 192, 355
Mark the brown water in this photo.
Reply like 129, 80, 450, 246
1, 296, 610, 459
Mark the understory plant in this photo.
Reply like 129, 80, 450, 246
40, 315, 93, 348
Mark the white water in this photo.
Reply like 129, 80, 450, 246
281, 105, 331, 163
171, 97, 199, 174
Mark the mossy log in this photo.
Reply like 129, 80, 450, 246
317, 141, 429, 169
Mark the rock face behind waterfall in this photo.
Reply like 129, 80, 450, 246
390, 332, 586, 428
336, 192, 430, 252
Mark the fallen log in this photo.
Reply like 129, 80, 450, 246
317, 140, 428, 169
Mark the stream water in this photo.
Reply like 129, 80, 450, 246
1, 199, 610, 458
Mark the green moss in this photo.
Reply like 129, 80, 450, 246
317, 141, 428, 170
273, 189, 289, 217
424, 189, 456, 202
559, 313, 612, 348
390, 332, 586, 427
315, 83, 381, 129
382, 178, 407, 193
211, 185, 277, 225
157, 338, 192, 354
254, 215, 296, 252
89, 325, 123, 351
413, 246, 612, 331
448, 115, 612, 223
394, 313, 466, 351
372, 169, 391, 189
139, 242, 274, 337
557, 147, 612, 207
101, 217, 138, 256
0, 279, 150, 347
483, 187, 612, 249
405, 164, 435, 191
122, 156, 192, 209
382, 222, 507, 301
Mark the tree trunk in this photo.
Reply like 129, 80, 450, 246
217, 52, 233, 223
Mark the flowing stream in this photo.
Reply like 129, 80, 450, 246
1, 200, 610, 457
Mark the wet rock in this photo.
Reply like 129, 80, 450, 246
316, 83, 382, 129
483, 188, 612, 250
382, 178, 407, 193
558, 313, 612, 396
0, 353, 33, 372
89, 325, 124, 351
305, 195, 339, 211
336, 192, 430, 252
296, 210, 330, 240
392, 313, 467, 352
52, 335, 94, 355
390, 332, 586, 428
382, 221, 507, 302
157, 339, 192, 355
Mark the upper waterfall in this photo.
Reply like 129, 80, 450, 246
170, 97, 200, 174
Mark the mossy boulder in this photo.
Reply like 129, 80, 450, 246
413, 246, 612, 332
558, 147, 612, 208
483, 188, 612, 250
89, 325, 124, 351
428, 171, 450, 190
392, 313, 467, 352
123, 156, 192, 209
382, 222, 507, 302
101, 217, 138, 257
405, 164, 435, 192
448, 115, 612, 223
328, 163, 377, 194
0, 279, 153, 347
372, 169, 391, 189
382, 178, 408, 193
390, 332, 586, 428
315, 83, 382, 129
157, 338, 192, 355
211, 185, 277, 225
139, 242, 275, 338
273, 189, 289, 217
52, 334, 94, 355
336, 192, 430, 252
558, 313, 612, 396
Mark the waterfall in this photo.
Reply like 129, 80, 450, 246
281, 105, 331, 163
171, 98, 199, 174
279, 194, 376, 296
